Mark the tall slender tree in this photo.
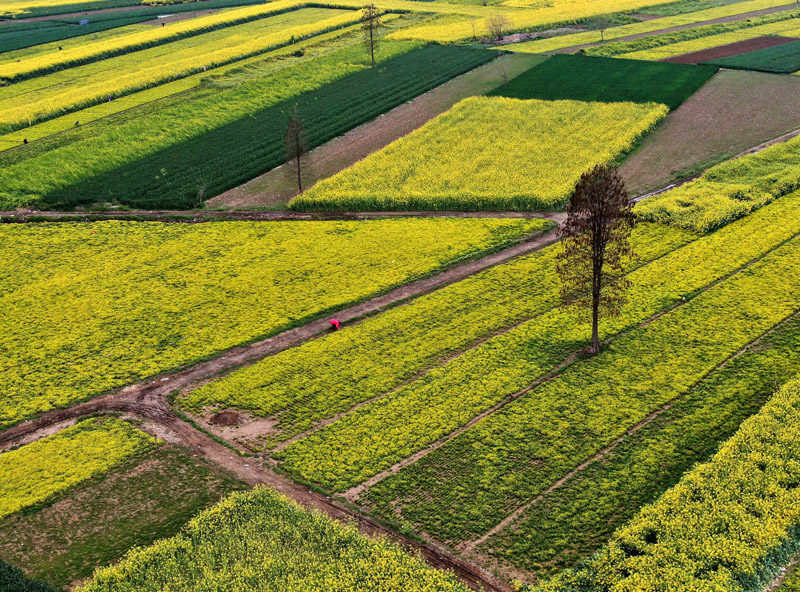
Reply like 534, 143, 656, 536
361, 4, 382, 67
285, 105, 307, 195
557, 164, 636, 354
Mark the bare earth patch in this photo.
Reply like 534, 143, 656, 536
620, 69, 800, 194
664, 35, 799, 63
207, 53, 546, 209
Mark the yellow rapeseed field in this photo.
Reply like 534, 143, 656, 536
291, 96, 668, 211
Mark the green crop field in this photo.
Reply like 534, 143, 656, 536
488, 54, 718, 110
4, 0, 800, 589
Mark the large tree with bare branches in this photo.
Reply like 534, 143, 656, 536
557, 164, 636, 353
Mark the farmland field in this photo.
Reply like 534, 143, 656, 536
487, 54, 717, 110
6, 0, 800, 589
0, 217, 543, 428
289, 96, 667, 211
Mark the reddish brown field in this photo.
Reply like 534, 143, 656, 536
664, 35, 799, 63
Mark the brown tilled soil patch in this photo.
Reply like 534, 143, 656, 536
621, 69, 800, 194
664, 35, 799, 63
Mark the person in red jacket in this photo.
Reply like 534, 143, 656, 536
330, 319, 341, 331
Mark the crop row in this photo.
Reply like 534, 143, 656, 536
584, 9, 800, 58
0, 38, 423, 209
0, 8, 359, 133
621, 16, 800, 60
0, 24, 365, 152
24, 45, 496, 210
77, 487, 469, 592
504, 0, 795, 53
1, 0, 138, 19
278, 191, 800, 494
289, 97, 668, 212
540, 373, 800, 592
482, 312, 800, 578
386, 0, 787, 43
637, 130, 800, 232
0, 417, 153, 519
180, 222, 683, 449
0, 217, 539, 429
0, 0, 353, 82
360, 193, 800, 543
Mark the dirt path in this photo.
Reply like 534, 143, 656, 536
207, 53, 546, 208
552, 3, 798, 53
0, 209, 562, 222
0, 387, 510, 591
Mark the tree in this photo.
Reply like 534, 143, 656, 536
486, 13, 511, 41
556, 164, 635, 354
361, 4, 382, 67
285, 106, 308, 195
595, 17, 612, 41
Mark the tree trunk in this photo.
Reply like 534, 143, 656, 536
591, 295, 600, 353
296, 151, 302, 193
370, 25, 375, 67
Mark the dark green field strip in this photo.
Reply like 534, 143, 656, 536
482, 313, 800, 579
0, 16, 151, 54
0, 561, 56, 592
0, 446, 246, 588
489, 54, 717, 110
0, 0, 138, 20
362, 195, 800, 546
705, 37, 800, 72
37, 45, 497, 210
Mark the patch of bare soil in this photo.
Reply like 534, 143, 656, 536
621, 69, 800, 194
139, 8, 220, 25
207, 53, 545, 209
664, 34, 799, 63
209, 410, 242, 425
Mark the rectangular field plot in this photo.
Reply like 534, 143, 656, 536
289, 96, 667, 211
488, 54, 717, 110
77, 488, 470, 592
0, 418, 153, 519
705, 37, 800, 71
0, 217, 541, 429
